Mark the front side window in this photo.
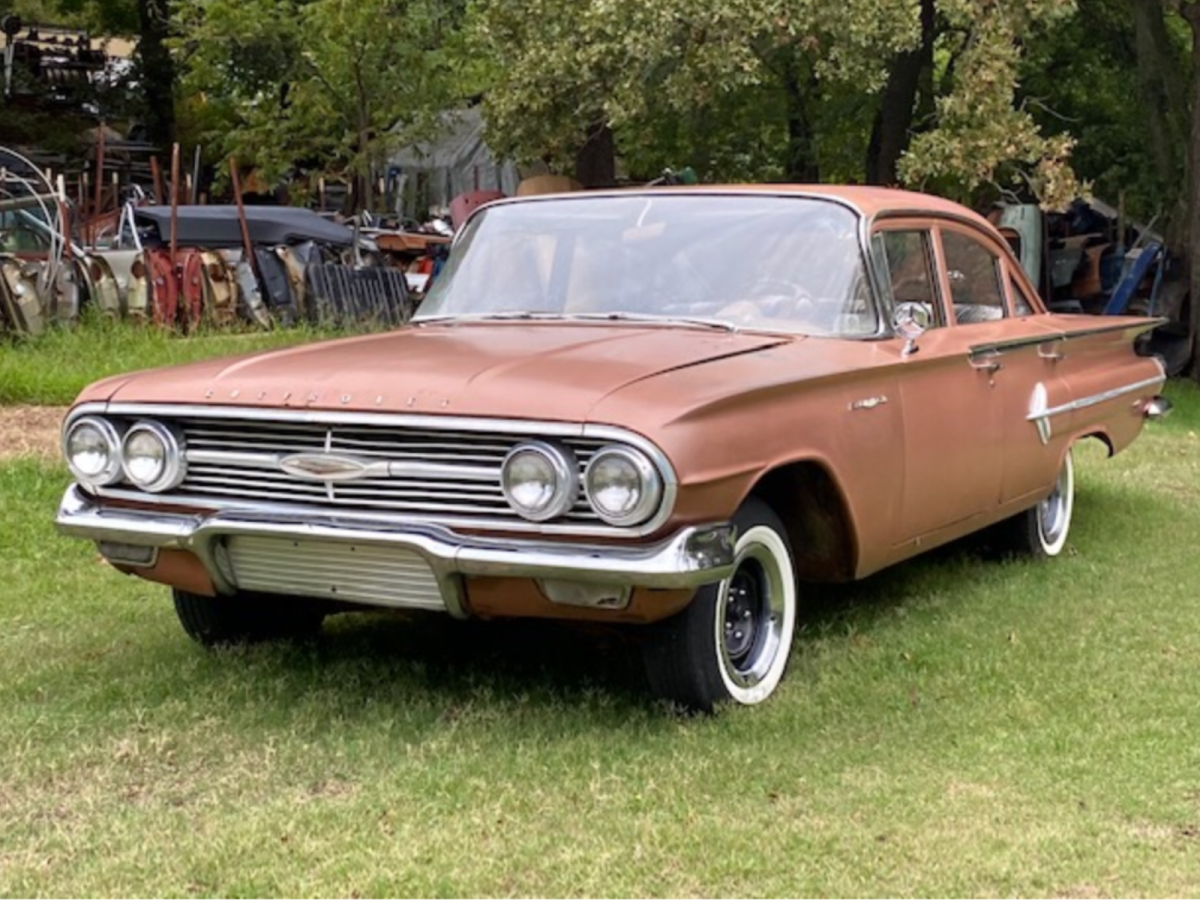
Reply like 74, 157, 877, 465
1009, 276, 1034, 316
873, 228, 943, 328
418, 194, 879, 337
941, 230, 1006, 324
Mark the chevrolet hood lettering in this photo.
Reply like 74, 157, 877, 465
280, 453, 371, 481
100, 326, 790, 419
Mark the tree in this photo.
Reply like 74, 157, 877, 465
173, 0, 461, 209
471, 0, 1083, 206
1166, 0, 1200, 381
135, 0, 173, 149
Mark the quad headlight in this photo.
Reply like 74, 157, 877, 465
63, 416, 123, 487
120, 421, 187, 492
500, 441, 579, 522
584, 446, 662, 526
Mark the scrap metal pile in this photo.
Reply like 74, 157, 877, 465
1, 146, 426, 338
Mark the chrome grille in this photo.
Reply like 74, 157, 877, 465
167, 416, 607, 525
227, 535, 444, 610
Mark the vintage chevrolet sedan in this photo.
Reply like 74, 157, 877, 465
56, 186, 1171, 711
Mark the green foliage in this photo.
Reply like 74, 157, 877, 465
894, 1, 1083, 207
1020, 0, 1191, 222
470, 0, 916, 178
0, 0, 138, 34
173, 0, 462, 199
471, 0, 1084, 202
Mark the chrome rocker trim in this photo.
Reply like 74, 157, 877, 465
55, 485, 735, 618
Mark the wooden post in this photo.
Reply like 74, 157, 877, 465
92, 125, 106, 218
169, 143, 181, 265
230, 157, 260, 280
150, 156, 165, 206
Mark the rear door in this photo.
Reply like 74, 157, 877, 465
875, 218, 1066, 545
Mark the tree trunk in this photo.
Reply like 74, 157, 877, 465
1182, 1, 1200, 382
575, 120, 616, 188
866, 0, 936, 185
137, 0, 175, 152
1132, 0, 1189, 246
781, 53, 819, 183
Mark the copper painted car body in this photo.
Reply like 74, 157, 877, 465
55, 186, 1169, 710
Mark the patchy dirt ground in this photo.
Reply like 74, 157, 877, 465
0, 406, 69, 462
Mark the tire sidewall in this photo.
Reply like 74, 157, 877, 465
1036, 449, 1075, 558
710, 503, 797, 706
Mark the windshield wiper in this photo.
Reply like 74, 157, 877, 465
413, 311, 566, 326
566, 311, 737, 333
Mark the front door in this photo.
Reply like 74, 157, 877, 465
875, 221, 1045, 545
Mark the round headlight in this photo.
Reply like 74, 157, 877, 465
64, 416, 123, 487
501, 441, 578, 522
121, 421, 186, 492
584, 446, 662, 526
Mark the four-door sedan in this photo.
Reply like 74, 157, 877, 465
55, 186, 1170, 711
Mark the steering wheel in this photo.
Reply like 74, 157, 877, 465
742, 277, 814, 306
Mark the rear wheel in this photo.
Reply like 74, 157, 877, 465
1001, 448, 1075, 558
173, 589, 326, 647
643, 498, 797, 712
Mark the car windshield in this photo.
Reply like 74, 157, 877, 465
415, 193, 878, 337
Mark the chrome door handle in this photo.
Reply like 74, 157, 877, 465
1038, 345, 1066, 361
969, 355, 1002, 374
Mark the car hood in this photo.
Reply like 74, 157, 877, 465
89, 323, 792, 421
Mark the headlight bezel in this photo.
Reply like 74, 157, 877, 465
63, 415, 124, 488
584, 445, 663, 527
120, 420, 187, 493
500, 440, 579, 522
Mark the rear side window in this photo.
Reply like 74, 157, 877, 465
941, 230, 1005, 324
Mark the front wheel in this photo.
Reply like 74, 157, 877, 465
643, 498, 797, 712
173, 589, 326, 647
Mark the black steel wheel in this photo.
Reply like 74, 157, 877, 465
643, 497, 797, 712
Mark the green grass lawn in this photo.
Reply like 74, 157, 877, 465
0, 382, 1197, 896
0, 317, 347, 406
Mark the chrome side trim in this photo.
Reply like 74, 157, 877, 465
970, 319, 1169, 358
63, 402, 680, 539
1029, 375, 1167, 421
55, 485, 735, 615
1026, 374, 1166, 443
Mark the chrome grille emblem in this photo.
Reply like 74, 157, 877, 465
280, 453, 370, 482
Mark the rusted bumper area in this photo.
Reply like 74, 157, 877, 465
55, 485, 735, 618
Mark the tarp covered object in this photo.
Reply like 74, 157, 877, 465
135, 206, 355, 249
388, 108, 519, 216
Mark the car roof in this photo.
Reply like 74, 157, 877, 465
491, 184, 995, 232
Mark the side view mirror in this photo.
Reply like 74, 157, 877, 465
892, 301, 930, 356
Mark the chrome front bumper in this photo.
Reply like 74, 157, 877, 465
55, 485, 735, 618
